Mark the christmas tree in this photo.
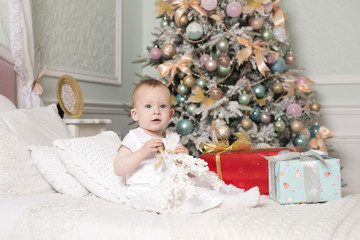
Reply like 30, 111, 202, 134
134, 0, 332, 156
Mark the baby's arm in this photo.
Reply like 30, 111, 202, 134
114, 138, 163, 176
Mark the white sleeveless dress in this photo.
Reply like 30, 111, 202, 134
121, 127, 259, 214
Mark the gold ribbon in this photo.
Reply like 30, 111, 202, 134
273, 0, 286, 29
172, 0, 208, 25
157, 54, 193, 85
154, 0, 174, 18
308, 126, 333, 153
200, 133, 252, 180
236, 36, 278, 76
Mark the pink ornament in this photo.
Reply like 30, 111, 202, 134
150, 47, 162, 60
286, 103, 302, 117
237, 78, 251, 91
200, 54, 211, 65
226, 2, 242, 18
201, 0, 217, 11
266, 55, 276, 64
297, 76, 308, 84
205, 59, 217, 72
263, 2, 273, 13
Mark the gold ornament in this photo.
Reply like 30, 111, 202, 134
241, 117, 253, 130
183, 75, 195, 88
161, 42, 176, 59
249, 17, 264, 30
273, 81, 284, 94
209, 87, 223, 101
310, 101, 321, 112
216, 124, 231, 140
178, 14, 189, 27
291, 120, 304, 133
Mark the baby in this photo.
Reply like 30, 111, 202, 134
114, 79, 259, 213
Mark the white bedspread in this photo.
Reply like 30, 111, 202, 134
5, 189, 360, 240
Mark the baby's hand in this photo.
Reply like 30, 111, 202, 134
175, 146, 189, 155
141, 138, 163, 158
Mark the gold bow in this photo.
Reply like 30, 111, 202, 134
172, 0, 208, 25
273, 0, 286, 29
157, 54, 193, 85
200, 133, 252, 180
237, 36, 278, 76
154, 0, 174, 18
308, 126, 333, 153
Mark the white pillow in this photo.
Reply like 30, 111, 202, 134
0, 94, 16, 113
0, 104, 71, 197
29, 145, 89, 197
54, 131, 127, 203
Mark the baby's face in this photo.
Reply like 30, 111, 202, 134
131, 85, 174, 137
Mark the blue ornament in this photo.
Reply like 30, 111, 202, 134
270, 56, 286, 73
186, 22, 203, 40
177, 119, 194, 136
249, 107, 261, 122
309, 125, 321, 138
176, 94, 187, 104
252, 84, 266, 98
293, 134, 309, 149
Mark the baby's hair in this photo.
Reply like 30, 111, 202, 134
132, 79, 170, 107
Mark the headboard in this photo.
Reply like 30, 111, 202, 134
0, 43, 17, 106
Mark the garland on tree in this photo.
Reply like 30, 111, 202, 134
133, 0, 332, 156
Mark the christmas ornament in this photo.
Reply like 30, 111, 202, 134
186, 22, 203, 40
297, 76, 308, 84
188, 87, 214, 108
237, 78, 251, 91
274, 119, 286, 132
218, 54, 231, 67
270, 56, 286, 73
196, 78, 207, 89
272, 81, 284, 94
216, 38, 229, 52
177, 14, 189, 27
217, 65, 231, 77
201, 0, 218, 11
216, 124, 231, 140
250, 107, 261, 122
260, 112, 272, 124
150, 47, 162, 60
226, 1, 242, 18
300, 128, 311, 139
205, 59, 217, 71
177, 119, 194, 135
293, 134, 309, 149
177, 83, 189, 95
160, 15, 171, 28
286, 103, 302, 117
183, 75, 195, 88
263, 1, 273, 13
241, 117, 253, 130
161, 42, 176, 59
252, 84, 266, 98
238, 92, 251, 105
261, 29, 273, 41
186, 103, 197, 115
309, 124, 321, 138
176, 94, 187, 104
310, 101, 321, 112
266, 55, 276, 65
209, 87, 223, 101
249, 17, 263, 30
285, 53, 296, 65
200, 54, 211, 65
291, 120, 304, 133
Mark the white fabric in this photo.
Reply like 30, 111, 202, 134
54, 131, 127, 203
0, 104, 70, 197
29, 145, 89, 197
6, 189, 360, 240
0, 94, 16, 112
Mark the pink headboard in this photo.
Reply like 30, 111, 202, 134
0, 55, 17, 106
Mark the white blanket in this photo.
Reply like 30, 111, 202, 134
7, 189, 360, 240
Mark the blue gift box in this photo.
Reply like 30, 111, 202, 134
266, 151, 342, 204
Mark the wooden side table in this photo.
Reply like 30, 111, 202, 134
64, 119, 112, 138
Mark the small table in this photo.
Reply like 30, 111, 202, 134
64, 119, 112, 137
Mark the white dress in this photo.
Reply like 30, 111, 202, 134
121, 127, 260, 214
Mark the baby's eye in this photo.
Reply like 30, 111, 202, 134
145, 104, 151, 109
160, 105, 167, 109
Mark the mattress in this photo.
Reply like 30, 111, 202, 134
2, 188, 360, 240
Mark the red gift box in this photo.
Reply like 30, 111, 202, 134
200, 147, 301, 195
